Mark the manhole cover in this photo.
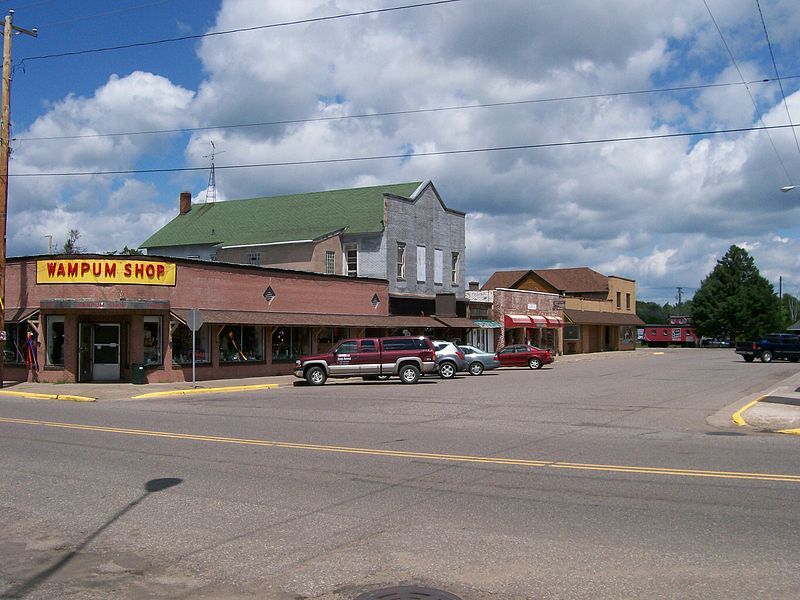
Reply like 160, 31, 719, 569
354, 586, 463, 600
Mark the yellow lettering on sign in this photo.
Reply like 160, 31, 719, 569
36, 259, 177, 286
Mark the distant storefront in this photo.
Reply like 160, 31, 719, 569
3, 255, 452, 384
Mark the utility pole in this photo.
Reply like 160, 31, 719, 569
0, 10, 37, 388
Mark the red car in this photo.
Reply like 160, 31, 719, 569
495, 344, 553, 369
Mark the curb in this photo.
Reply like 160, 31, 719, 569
731, 394, 800, 436
731, 397, 762, 427
0, 390, 96, 402
131, 382, 280, 399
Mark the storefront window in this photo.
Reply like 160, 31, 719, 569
171, 321, 210, 364
3, 323, 29, 364
143, 316, 162, 365
272, 327, 311, 362
316, 327, 349, 353
220, 325, 265, 362
46, 316, 65, 366
564, 325, 580, 340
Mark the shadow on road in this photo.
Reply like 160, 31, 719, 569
1, 477, 182, 599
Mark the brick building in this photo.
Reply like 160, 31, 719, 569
2, 255, 447, 384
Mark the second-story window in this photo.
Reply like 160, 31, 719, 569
616, 291, 621, 308
451, 252, 459, 285
626, 292, 631, 310
345, 244, 358, 277
416, 245, 426, 283
325, 250, 335, 274
247, 252, 261, 266
434, 248, 443, 285
397, 242, 406, 279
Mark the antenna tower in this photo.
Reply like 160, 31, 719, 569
203, 141, 225, 203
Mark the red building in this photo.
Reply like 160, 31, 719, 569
2, 255, 451, 384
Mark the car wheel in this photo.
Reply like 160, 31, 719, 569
306, 366, 327, 385
528, 357, 542, 369
761, 351, 773, 363
399, 364, 420, 384
468, 361, 484, 376
439, 361, 457, 379
743, 355, 755, 363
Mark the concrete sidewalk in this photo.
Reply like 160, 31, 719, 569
730, 369, 800, 435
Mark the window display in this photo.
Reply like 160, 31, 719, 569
143, 316, 162, 365
272, 327, 310, 362
219, 325, 265, 362
47, 316, 65, 366
171, 322, 210, 364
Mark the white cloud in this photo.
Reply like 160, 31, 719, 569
7, 0, 800, 304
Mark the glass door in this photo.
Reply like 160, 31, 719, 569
92, 324, 120, 381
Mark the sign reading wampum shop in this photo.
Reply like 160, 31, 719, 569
36, 259, 176, 286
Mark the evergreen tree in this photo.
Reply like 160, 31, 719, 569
691, 245, 781, 340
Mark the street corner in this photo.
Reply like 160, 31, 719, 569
730, 394, 800, 435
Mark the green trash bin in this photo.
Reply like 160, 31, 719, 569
131, 363, 147, 385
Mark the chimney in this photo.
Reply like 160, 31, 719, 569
179, 191, 192, 215
468, 281, 480, 291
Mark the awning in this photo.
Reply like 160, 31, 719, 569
473, 319, 502, 329
563, 309, 645, 326
434, 316, 477, 328
170, 309, 442, 328
503, 314, 564, 328
505, 314, 531, 326
4, 307, 38, 322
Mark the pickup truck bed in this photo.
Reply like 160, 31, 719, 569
735, 334, 800, 363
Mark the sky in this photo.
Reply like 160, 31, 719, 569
3, 0, 800, 304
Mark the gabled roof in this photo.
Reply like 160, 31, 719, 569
140, 182, 422, 249
480, 270, 530, 290
532, 268, 609, 293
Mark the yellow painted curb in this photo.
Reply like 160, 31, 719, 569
732, 397, 762, 427
777, 428, 800, 435
0, 390, 96, 402
132, 383, 279, 399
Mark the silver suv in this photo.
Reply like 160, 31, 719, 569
432, 340, 467, 379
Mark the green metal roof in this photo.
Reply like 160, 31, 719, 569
140, 182, 422, 249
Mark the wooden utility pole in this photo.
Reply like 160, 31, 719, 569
0, 11, 36, 388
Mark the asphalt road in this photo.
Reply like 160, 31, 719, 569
1, 349, 799, 599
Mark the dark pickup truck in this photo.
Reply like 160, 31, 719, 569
735, 333, 800, 363
294, 336, 437, 385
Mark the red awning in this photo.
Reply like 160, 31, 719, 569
504, 314, 531, 327
503, 313, 564, 328
544, 316, 564, 328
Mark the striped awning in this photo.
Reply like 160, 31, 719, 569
503, 314, 564, 328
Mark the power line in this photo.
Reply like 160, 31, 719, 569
702, 0, 793, 184
34, 0, 182, 28
13, 75, 800, 142
9, 121, 797, 178
755, 0, 800, 166
17, 0, 464, 65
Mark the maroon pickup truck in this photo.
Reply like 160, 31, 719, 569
294, 336, 437, 385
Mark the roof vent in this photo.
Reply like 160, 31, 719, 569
264, 286, 276, 303
371, 293, 380, 308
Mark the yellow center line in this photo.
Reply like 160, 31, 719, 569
1, 416, 798, 483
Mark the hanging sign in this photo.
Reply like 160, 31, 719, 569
37, 259, 177, 286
